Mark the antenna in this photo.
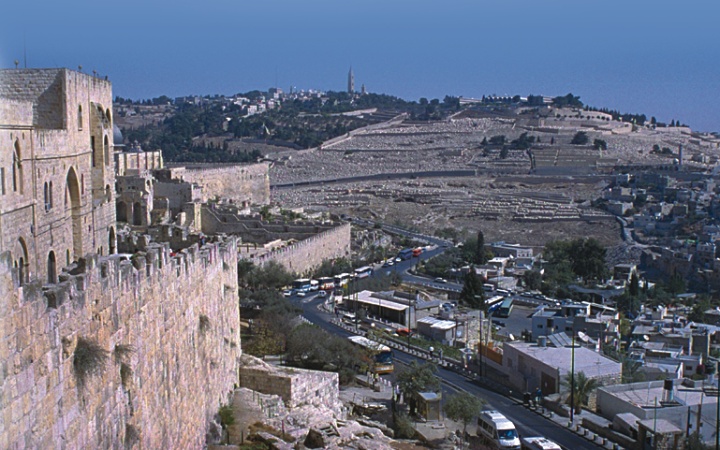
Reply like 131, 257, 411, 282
23, 32, 27, 68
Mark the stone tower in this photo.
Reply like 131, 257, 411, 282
0, 68, 117, 285
348, 66, 354, 94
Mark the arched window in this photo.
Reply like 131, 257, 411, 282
47, 251, 57, 284
104, 135, 110, 167
12, 140, 22, 193
14, 238, 29, 286
105, 184, 111, 202
44, 182, 49, 211
49, 181, 53, 209
78, 105, 83, 130
105, 108, 112, 124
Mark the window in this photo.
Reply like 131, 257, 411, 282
1, 168, 5, 195
12, 140, 22, 193
78, 105, 83, 130
44, 182, 50, 211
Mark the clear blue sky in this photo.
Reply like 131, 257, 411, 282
2, 0, 719, 132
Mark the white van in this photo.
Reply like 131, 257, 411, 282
477, 410, 521, 450
520, 436, 561, 450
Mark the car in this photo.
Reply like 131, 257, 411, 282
395, 257, 402, 262
282, 290, 292, 297
317, 290, 327, 298
434, 277, 447, 284
382, 260, 394, 268
296, 291, 306, 297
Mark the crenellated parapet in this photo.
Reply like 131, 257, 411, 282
0, 236, 241, 449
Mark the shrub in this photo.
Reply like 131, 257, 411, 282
73, 337, 109, 387
392, 412, 416, 439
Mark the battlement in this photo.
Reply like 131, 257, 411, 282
0, 236, 241, 449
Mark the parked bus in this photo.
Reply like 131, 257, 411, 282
495, 298, 514, 318
334, 273, 353, 287
347, 335, 394, 374
309, 279, 319, 291
398, 248, 414, 260
318, 277, 335, 291
412, 247, 423, 257
354, 266, 373, 279
477, 410, 521, 449
292, 278, 312, 293
520, 437, 561, 450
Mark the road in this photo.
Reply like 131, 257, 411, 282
299, 294, 602, 450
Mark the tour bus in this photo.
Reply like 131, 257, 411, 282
347, 335, 394, 374
292, 278, 312, 294
412, 247, 423, 257
318, 276, 335, 291
309, 279, 319, 291
495, 298, 514, 318
477, 410, 521, 450
398, 248, 414, 260
354, 266, 373, 279
334, 273, 353, 287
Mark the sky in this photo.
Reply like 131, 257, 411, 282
2, 0, 719, 132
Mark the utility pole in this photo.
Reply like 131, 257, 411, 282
570, 328, 576, 424
716, 360, 719, 450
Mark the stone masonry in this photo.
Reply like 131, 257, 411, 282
0, 239, 240, 449
0, 68, 116, 285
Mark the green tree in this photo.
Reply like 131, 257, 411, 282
460, 270, 485, 310
629, 272, 640, 297
476, 230, 487, 265
499, 147, 509, 159
443, 394, 486, 437
593, 139, 607, 150
523, 270, 543, 291
246, 260, 294, 291
571, 131, 589, 145
396, 361, 440, 415
563, 371, 598, 414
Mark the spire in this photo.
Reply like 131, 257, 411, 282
348, 66, 355, 94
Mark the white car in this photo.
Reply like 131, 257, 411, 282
317, 290, 327, 298
282, 290, 292, 297
296, 291, 306, 297
434, 277, 448, 284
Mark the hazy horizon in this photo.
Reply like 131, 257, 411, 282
2, 0, 718, 132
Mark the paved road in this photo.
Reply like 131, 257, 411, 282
299, 295, 602, 450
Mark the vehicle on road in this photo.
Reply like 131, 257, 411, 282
398, 248, 414, 260
282, 290, 292, 297
334, 273, 353, 288
318, 276, 335, 291
296, 291, 306, 297
520, 436, 561, 450
382, 260, 394, 268
354, 265, 373, 279
292, 278, 312, 294
412, 247, 423, 257
477, 410, 521, 449
495, 298, 514, 318
434, 277, 447, 284
347, 335, 394, 374
317, 290, 327, 298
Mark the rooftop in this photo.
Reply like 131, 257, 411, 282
505, 341, 621, 379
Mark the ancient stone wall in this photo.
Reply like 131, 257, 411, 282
163, 162, 270, 206
239, 223, 351, 275
0, 238, 241, 449
0, 68, 117, 283
238, 366, 340, 411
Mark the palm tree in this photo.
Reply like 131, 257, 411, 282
563, 371, 598, 414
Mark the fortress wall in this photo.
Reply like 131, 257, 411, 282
245, 223, 351, 275
0, 238, 240, 449
238, 366, 339, 411
166, 162, 270, 206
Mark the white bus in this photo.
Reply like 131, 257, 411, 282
309, 279, 319, 291
354, 266, 373, 279
520, 437, 561, 450
477, 410, 521, 450
292, 278, 312, 293
334, 273, 353, 287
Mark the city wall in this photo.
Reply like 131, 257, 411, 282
162, 162, 270, 206
239, 366, 340, 412
239, 223, 351, 275
0, 238, 240, 449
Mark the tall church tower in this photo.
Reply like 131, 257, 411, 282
347, 67, 355, 94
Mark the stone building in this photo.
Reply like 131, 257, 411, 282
0, 68, 117, 285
